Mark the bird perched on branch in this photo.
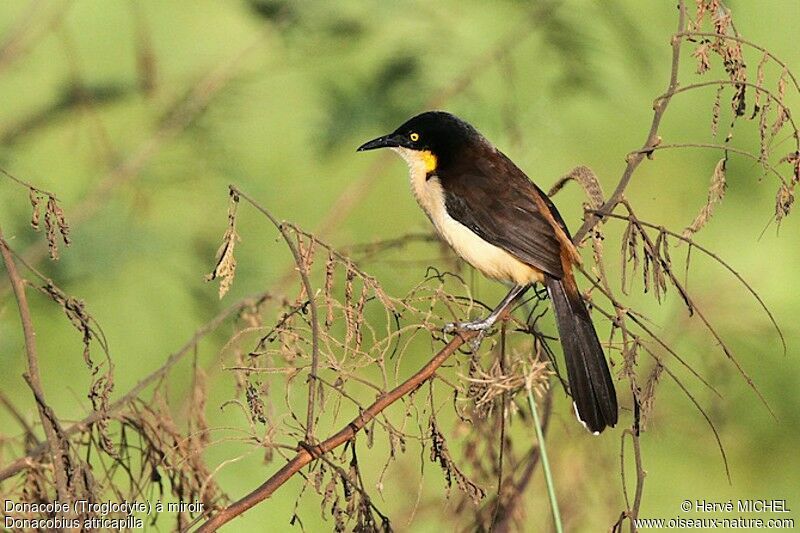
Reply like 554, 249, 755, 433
358, 111, 617, 433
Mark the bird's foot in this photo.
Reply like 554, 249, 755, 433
443, 318, 493, 333
443, 318, 495, 351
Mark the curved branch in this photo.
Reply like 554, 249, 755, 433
655, 80, 799, 138
630, 143, 789, 186
587, 210, 786, 356
675, 31, 800, 93
195, 316, 511, 531
0, 225, 71, 505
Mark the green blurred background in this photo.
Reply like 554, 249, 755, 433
0, 0, 798, 531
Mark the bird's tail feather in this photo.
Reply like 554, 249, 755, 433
546, 273, 618, 433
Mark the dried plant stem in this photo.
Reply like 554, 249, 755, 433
620, 428, 646, 533
0, 291, 269, 482
588, 210, 785, 355
525, 379, 563, 533
0, 167, 60, 198
0, 225, 71, 509
574, 0, 687, 243
676, 31, 800, 92
196, 319, 516, 531
631, 143, 788, 185
657, 80, 799, 134
229, 185, 321, 444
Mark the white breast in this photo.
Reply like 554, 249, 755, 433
392, 147, 543, 286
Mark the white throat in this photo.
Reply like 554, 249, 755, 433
389, 147, 543, 286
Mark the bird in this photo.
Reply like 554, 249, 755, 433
357, 111, 617, 433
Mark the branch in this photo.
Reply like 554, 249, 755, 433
629, 143, 789, 186
0, 166, 61, 199
0, 225, 72, 507
655, 80, 799, 136
0, 291, 270, 482
194, 10, 691, 517
586, 209, 786, 355
675, 31, 800, 93
618, 428, 646, 533
573, 0, 688, 243
195, 315, 513, 531
228, 186, 321, 443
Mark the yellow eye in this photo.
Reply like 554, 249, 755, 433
410, 132, 420, 142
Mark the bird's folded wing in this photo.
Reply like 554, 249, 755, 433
441, 149, 567, 278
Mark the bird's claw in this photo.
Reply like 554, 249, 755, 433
444, 320, 492, 333
469, 329, 488, 352
443, 319, 494, 351
443, 322, 459, 334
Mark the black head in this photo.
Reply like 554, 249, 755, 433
357, 111, 480, 168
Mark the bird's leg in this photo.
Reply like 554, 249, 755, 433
444, 284, 530, 350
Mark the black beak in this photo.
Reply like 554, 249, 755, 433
356, 133, 409, 152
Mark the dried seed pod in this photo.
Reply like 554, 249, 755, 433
205, 195, 240, 298
343, 264, 355, 346
324, 252, 336, 329
711, 84, 723, 136
692, 41, 711, 75
751, 52, 769, 119
48, 196, 71, 246
683, 157, 727, 238
775, 183, 794, 222
29, 189, 41, 230
759, 98, 772, 163
771, 70, 789, 138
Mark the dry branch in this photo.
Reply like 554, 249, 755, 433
0, 291, 270, 483
1, 1, 795, 531
196, 324, 490, 532
573, 1, 687, 244
0, 225, 72, 513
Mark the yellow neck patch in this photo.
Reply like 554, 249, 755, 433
421, 150, 437, 173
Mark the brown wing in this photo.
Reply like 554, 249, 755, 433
439, 146, 569, 278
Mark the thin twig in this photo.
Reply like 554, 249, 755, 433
0, 167, 60, 198
0, 225, 72, 508
573, 0, 688, 243
195, 310, 517, 531
587, 210, 786, 355
229, 185, 321, 444
620, 428, 645, 533
655, 79, 799, 135
675, 31, 800, 92
0, 291, 269, 482
629, 143, 789, 186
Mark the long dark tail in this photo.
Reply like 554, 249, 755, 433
546, 272, 618, 433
